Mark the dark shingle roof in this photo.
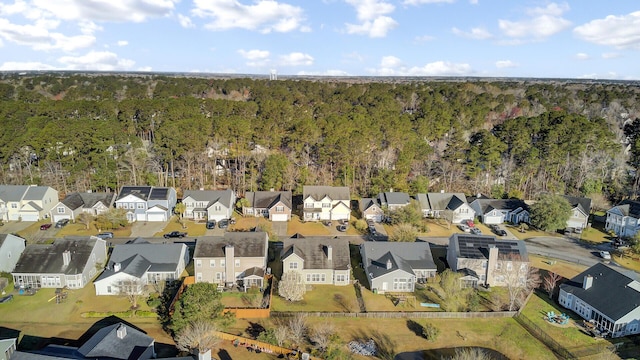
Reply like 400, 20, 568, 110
281, 236, 351, 270
117, 186, 152, 201
95, 242, 186, 282
361, 242, 437, 279
0, 185, 30, 202
474, 199, 529, 214
359, 198, 379, 212
563, 195, 592, 215
378, 192, 410, 207
183, 189, 234, 208
149, 187, 170, 200
245, 191, 292, 209
13, 237, 104, 275
427, 192, 468, 211
449, 234, 528, 261
23, 186, 52, 200
194, 232, 268, 258
610, 199, 640, 218
560, 263, 640, 321
303, 186, 350, 201
61, 192, 115, 211
77, 323, 153, 359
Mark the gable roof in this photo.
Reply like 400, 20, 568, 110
95, 242, 187, 282
426, 192, 469, 211
361, 242, 437, 280
416, 193, 430, 210
303, 186, 350, 201
560, 263, 640, 321
194, 232, 268, 258
281, 236, 350, 270
183, 189, 234, 207
149, 187, 171, 200
360, 198, 381, 213
0, 185, 30, 202
60, 192, 116, 211
378, 192, 410, 207
245, 191, 292, 210
77, 323, 153, 359
0, 233, 25, 249
117, 186, 152, 201
13, 237, 104, 275
23, 186, 54, 200
449, 234, 529, 261
472, 198, 529, 215
563, 195, 592, 215
609, 199, 640, 218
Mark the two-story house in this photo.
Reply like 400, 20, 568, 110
182, 189, 236, 221
115, 186, 177, 222
605, 200, 640, 238
360, 242, 437, 294
559, 263, 640, 338
447, 234, 529, 288
377, 191, 411, 212
418, 192, 475, 224
0, 234, 26, 273
193, 232, 269, 290
469, 197, 530, 225
280, 236, 351, 286
51, 192, 116, 223
12, 236, 108, 289
0, 185, 58, 222
563, 195, 592, 232
94, 238, 189, 296
360, 198, 384, 223
302, 186, 351, 221
242, 191, 292, 221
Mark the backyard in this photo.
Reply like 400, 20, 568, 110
270, 284, 360, 312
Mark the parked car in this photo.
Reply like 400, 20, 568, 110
164, 231, 187, 239
464, 219, 475, 228
457, 224, 471, 233
40, 223, 52, 230
96, 232, 114, 239
338, 224, 348, 232
599, 251, 611, 260
206, 220, 217, 229
495, 229, 508, 236
218, 219, 229, 229
489, 224, 499, 232
55, 219, 70, 228
470, 227, 482, 235
229, 218, 236, 225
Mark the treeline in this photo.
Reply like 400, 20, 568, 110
0, 73, 638, 202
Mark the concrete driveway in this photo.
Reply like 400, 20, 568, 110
0, 221, 35, 235
271, 221, 288, 238
129, 221, 167, 238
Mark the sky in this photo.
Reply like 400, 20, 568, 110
0, 0, 639, 80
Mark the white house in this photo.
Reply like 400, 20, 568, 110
605, 200, 640, 238
559, 263, 640, 338
0, 234, 26, 273
115, 186, 177, 222
51, 192, 116, 223
302, 186, 351, 221
182, 189, 236, 221
280, 236, 351, 286
418, 192, 475, 224
469, 198, 530, 225
0, 185, 58, 222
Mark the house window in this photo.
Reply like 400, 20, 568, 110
336, 274, 345, 282
107, 286, 112, 293
196, 260, 202, 268
57, 207, 65, 214
322, 203, 331, 208
246, 209, 254, 215
137, 203, 144, 209
197, 273, 202, 281
482, 261, 487, 269
496, 262, 502, 270
306, 274, 325, 282
506, 262, 513, 271
11, 203, 17, 209
220, 260, 225, 267
305, 203, 313, 208
216, 272, 222, 280
235, 259, 240, 267
276, 206, 284, 212
210, 260, 215, 267
393, 278, 411, 291
289, 262, 298, 270
215, 206, 221, 211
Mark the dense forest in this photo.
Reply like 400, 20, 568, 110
1, 73, 639, 205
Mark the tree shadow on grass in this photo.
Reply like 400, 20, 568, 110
406, 320, 425, 338
351, 328, 397, 360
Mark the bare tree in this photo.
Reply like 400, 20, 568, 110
273, 322, 289, 347
175, 320, 220, 356
115, 279, 147, 309
444, 347, 492, 360
310, 321, 335, 352
77, 212, 94, 230
543, 272, 562, 298
278, 271, 306, 302
389, 223, 418, 242
287, 314, 307, 347
495, 256, 541, 311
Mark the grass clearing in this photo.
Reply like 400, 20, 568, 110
270, 284, 359, 312
613, 251, 640, 272
579, 222, 611, 244
286, 216, 330, 236
529, 255, 588, 279
153, 217, 206, 237
508, 226, 561, 240
230, 216, 270, 231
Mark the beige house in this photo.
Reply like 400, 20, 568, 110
243, 191, 292, 222
302, 186, 351, 222
280, 236, 351, 286
193, 232, 269, 290
447, 234, 529, 288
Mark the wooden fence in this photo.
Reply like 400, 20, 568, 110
224, 308, 270, 318
213, 331, 321, 359
272, 310, 517, 319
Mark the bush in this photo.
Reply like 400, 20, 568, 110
422, 322, 440, 341
354, 219, 368, 232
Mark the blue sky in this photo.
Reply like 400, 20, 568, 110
0, 0, 639, 79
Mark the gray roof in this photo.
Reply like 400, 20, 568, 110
281, 236, 351, 270
194, 232, 268, 258
449, 234, 528, 261
416, 193, 430, 210
13, 237, 104, 275
609, 199, 640, 218
183, 189, 234, 208
361, 242, 437, 280
426, 192, 468, 211
563, 195, 592, 215
23, 186, 52, 201
560, 263, 640, 322
77, 323, 153, 359
95, 242, 187, 282
61, 192, 115, 211
245, 191, 292, 209
473, 198, 528, 215
117, 186, 152, 201
0, 233, 25, 249
303, 186, 350, 201
378, 192, 410, 207
359, 198, 380, 213
0, 185, 30, 202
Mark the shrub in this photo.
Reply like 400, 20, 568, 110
422, 322, 440, 341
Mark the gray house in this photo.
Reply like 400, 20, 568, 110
0, 234, 26, 273
418, 192, 475, 224
51, 192, 116, 223
281, 236, 351, 286
378, 191, 411, 211
469, 198, 530, 225
94, 239, 189, 296
182, 189, 236, 221
12, 237, 108, 289
360, 242, 437, 294
243, 191, 292, 222
563, 195, 592, 231
559, 263, 640, 338
115, 186, 177, 222
360, 198, 384, 223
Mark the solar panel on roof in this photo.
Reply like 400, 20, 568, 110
150, 188, 168, 199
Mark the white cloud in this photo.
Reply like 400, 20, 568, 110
602, 52, 622, 59
414, 34, 435, 42
30, 0, 179, 22
574, 11, 640, 49
403, 0, 455, 5
238, 49, 271, 67
469, 0, 478, 4
117, 40, 128, 46
371, 58, 472, 76
575, 52, 589, 60
177, 14, 194, 28
345, 16, 397, 37
344, 0, 397, 37
297, 69, 350, 76
279, 52, 313, 66
499, 2, 571, 40
192, 0, 307, 33
495, 60, 517, 68
0, 61, 56, 70
380, 55, 402, 68
58, 50, 135, 70
452, 26, 491, 39
137, 66, 152, 72
0, 18, 95, 51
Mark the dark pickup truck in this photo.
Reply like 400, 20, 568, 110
163, 231, 187, 239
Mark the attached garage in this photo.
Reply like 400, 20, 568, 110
20, 213, 39, 222
146, 205, 168, 222
52, 214, 71, 223
365, 213, 383, 223
482, 215, 502, 224
271, 213, 289, 222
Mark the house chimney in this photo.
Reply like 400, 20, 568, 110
62, 250, 71, 266
583, 275, 593, 290
389, 188, 393, 193
113, 262, 121, 272
327, 245, 333, 261
270, 188, 275, 192
440, 189, 445, 193
197, 348, 212, 360
386, 259, 392, 270
116, 324, 127, 339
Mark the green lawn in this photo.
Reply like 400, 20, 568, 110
270, 284, 359, 312
153, 217, 207, 237
286, 216, 330, 236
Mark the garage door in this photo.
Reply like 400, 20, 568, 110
365, 214, 383, 223
53, 214, 71, 223
483, 215, 502, 224
146, 213, 166, 222
271, 214, 289, 222
20, 214, 39, 222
